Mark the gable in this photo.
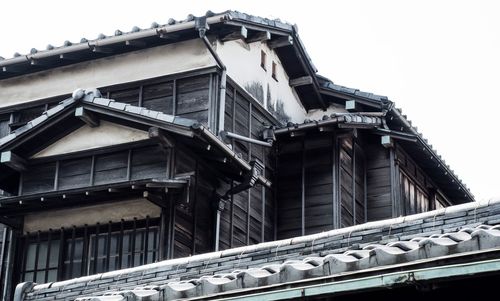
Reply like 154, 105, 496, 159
32, 120, 149, 158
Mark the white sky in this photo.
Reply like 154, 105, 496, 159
0, 0, 499, 201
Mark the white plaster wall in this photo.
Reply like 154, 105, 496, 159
23, 198, 161, 233
305, 103, 349, 121
0, 39, 216, 108
216, 40, 306, 123
32, 120, 149, 158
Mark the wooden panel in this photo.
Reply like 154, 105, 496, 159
131, 146, 167, 180
93, 151, 128, 185
23, 163, 56, 195
58, 157, 92, 190
0, 115, 10, 139
173, 206, 194, 258
176, 75, 210, 123
339, 137, 354, 228
109, 87, 140, 105
366, 143, 392, 221
142, 81, 174, 114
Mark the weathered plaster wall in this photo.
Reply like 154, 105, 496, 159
216, 40, 306, 123
0, 39, 216, 108
23, 198, 160, 233
32, 121, 149, 158
305, 103, 349, 120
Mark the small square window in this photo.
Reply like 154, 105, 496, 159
260, 50, 267, 71
272, 61, 278, 81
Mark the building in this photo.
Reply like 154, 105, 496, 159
0, 10, 494, 301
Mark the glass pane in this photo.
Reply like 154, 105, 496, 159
37, 242, 48, 269
49, 240, 60, 268
35, 271, 46, 283
47, 270, 58, 282
25, 244, 37, 271
24, 272, 34, 282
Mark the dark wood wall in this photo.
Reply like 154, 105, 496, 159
365, 139, 393, 221
20, 145, 168, 196
276, 131, 367, 239
220, 81, 277, 249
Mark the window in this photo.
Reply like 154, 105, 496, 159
272, 61, 278, 81
260, 50, 267, 70
399, 171, 430, 214
19, 217, 160, 282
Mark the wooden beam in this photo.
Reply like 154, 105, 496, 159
1, 151, 27, 171
143, 191, 166, 207
246, 31, 271, 43
221, 26, 248, 42
289, 76, 313, 87
0, 216, 22, 229
267, 35, 293, 49
149, 127, 175, 148
75, 107, 99, 127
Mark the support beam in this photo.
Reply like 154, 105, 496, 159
221, 26, 248, 42
0, 216, 22, 229
75, 107, 99, 127
267, 35, 293, 49
149, 127, 175, 148
1, 151, 27, 171
143, 191, 166, 207
246, 31, 271, 43
289, 76, 313, 87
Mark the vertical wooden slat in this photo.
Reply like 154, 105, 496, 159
192, 162, 199, 253
131, 219, 136, 267
138, 85, 144, 107
69, 226, 76, 279
246, 102, 252, 244
93, 223, 100, 274
172, 79, 177, 115
57, 229, 65, 280
144, 216, 149, 264
44, 229, 52, 282
33, 232, 41, 282
352, 139, 356, 225
159, 208, 167, 260
332, 134, 340, 229
118, 220, 124, 269
389, 148, 398, 217
105, 222, 112, 271
81, 225, 88, 276
20, 232, 29, 281
301, 138, 305, 236
126, 150, 132, 181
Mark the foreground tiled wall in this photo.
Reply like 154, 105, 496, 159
22, 199, 500, 300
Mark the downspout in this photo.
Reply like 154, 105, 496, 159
195, 17, 227, 252
196, 17, 227, 134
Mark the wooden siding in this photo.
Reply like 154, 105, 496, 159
20, 145, 168, 196
221, 82, 278, 248
277, 132, 367, 239
366, 141, 392, 221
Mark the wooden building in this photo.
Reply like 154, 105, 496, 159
0, 11, 474, 299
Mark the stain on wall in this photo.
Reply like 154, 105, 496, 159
245, 81, 264, 104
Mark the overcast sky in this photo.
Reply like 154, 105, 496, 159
0, 0, 498, 201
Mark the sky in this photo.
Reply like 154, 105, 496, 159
0, 0, 498, 201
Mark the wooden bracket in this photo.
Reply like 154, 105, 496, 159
289, 76, 313, 87
75, 107, 100, 127
246, 31, 271, 43
1, 151, 27, 171
149, 127, 175, 148
267, 35, 293, 49
221, 26, 248, 42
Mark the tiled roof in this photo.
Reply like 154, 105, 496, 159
275, 113, 383, 135
0, 88, 196, 148
59, 223, 500, 300
316, 75, 389, 104
0, 11, 292, 62
18, 198, 500, 301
